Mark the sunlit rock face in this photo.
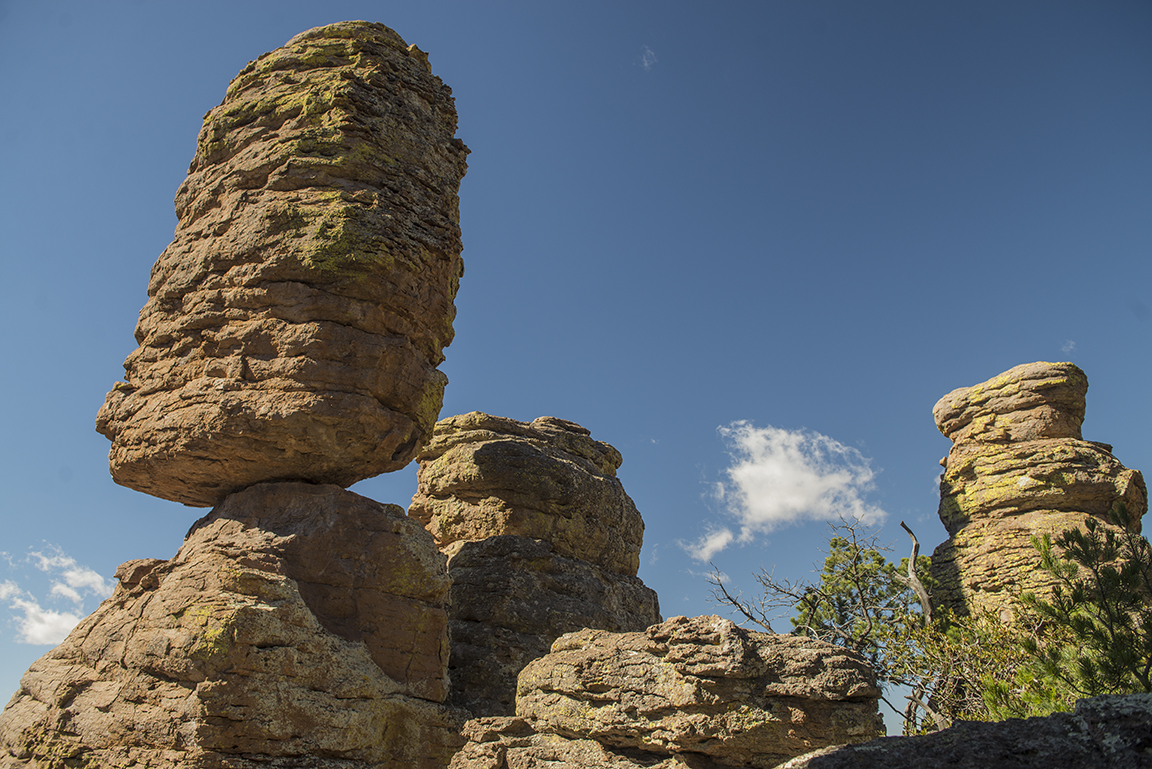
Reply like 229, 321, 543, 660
0, 482, 465, 769
930, 361, 1147, 617
410, 412, 646, 576
450, 616, 885, 769
96, 21, 469, 507
409, 412, 660, 717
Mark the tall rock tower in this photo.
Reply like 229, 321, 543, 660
929, 362, 1147, 617
95, 20, 468, 507
1, 22, 470, 769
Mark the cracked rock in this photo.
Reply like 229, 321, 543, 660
0, 482, 463, 768
450, 616, 884, 769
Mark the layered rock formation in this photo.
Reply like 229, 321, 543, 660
451, 615, 885, 769
0, 483, 463, 768
410, 412, 645, 575
779, 693, 1152, 769
930, 361, 1147, 616
410, 412, 661, 716
96, 21, 469, 507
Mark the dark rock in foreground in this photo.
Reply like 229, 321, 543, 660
780, 693, 1152, 769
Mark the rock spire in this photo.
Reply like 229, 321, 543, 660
95, 20, 469, 507
930, 361, 1147, 616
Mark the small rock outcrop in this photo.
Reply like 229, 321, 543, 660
0, 483, 463, 768
95, 21, 469, 507
450, 615, 885, 769
409, 412, 660, 716
779, 693, 1152, 769
930, 362, 1147, 616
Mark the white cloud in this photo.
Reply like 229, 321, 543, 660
9, 596, 81, 645
683, 527, 734, 562
0, 546, 112, 645
50, 583, 83, 603
0, 580, 20, 601
1061, 340, 1076, 353
686, 422, 886, 561
640, 45, 657, 71
29, 547, 113, 602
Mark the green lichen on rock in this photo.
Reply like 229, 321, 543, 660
931, 362, 1147, 618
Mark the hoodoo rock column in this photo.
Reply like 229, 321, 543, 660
95, 21, 469, 507
929, 361, 1147, 617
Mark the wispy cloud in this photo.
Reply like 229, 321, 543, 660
1061, 340, 1076, 354
640, 45, 658, 71
684, 422, 886, 561
683, 527, 734, 562
1, 546, 113, 645
29, 546, 114, 605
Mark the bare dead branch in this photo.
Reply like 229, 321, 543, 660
897, 520, 933, 624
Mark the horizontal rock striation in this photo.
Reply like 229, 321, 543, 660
0, 483, 463, 768
410, 412, 645, 576
410, 412, 660, 717
450, 616, 884, 769
96, 21, 469, 506
930, 362, 1147, 616
446, 535, 660, 716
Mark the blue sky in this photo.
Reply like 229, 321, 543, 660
1, 1, 1150, 730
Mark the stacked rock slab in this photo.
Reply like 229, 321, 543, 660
930, 361, 1147, 617
0, 484, 463, 768
95, 20, 469, 507
409, 412, 662, 716
450, 615, 885, 769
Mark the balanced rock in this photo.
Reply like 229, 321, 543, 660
779, 693, 1152, 769
445, 535, 660, 716
95, 21, 470, 506
0, 483, 462, 768
933, 361, 1088, 444
930, 362, 1147, 616
450, 616, 884, 769
409, 412, 645, 576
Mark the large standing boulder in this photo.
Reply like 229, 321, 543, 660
409, 412, 660, 717
930, 362, 1147, 616
0, 483, 463, 768
450, 616, 885, 769
95, 21, 469, 507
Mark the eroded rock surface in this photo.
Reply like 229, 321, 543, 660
779, 693, 1152, 769
445, 535, 660, 716
409, 413, 659, 717
930, 362, 1147, 616
450, 616, 885, 769
409, 412, 645, 576
0, 483, 463, 768
96, 21, 469, 506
